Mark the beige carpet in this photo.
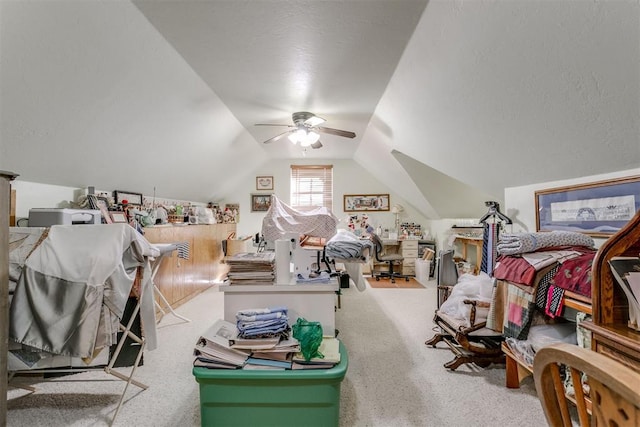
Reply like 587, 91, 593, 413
7, 279, 547, 427
366, 276, 425, 289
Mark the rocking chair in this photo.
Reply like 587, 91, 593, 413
425, 250, 504, 370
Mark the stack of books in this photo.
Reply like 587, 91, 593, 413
194, 319, 341, 370
292, 337, 341, 370
226, 252, 276, 285
240, 338, 301, 370
193, 319, 250, 369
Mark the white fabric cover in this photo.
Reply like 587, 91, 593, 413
438, 272, 494, 328
261, 195, 338, 242
10, 224, 159, 358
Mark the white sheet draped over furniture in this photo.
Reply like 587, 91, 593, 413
261, 195, 338, 242
9, 224, 159, 361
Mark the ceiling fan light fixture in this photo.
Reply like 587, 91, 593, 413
304, 131, 320, 144
288, 129, 306, 144
288, 129, 320, 147
256, 111, 355, 148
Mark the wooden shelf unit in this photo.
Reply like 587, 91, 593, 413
143, 223, 235, 310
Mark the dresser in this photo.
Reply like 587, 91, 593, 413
400, 240, 419, 276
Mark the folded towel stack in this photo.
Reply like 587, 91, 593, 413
236, 306, 290, 339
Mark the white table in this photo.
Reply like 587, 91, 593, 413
219, 279, 339, 337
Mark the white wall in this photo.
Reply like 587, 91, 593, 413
12, 159, 431, 238
504, 167, 640, 248
223, 158, 431, 239
11, 180, 206, 224
11, 181, 84, 222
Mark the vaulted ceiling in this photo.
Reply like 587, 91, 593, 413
1, 1, 638, 219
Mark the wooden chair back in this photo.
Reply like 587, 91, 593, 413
533, 342, 640, 427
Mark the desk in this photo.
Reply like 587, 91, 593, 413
372, 239, 419, 276
220, 279, 339, 337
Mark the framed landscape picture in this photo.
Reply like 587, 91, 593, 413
535, 175, 640, 237
251, 194, 272, 212
343, 194, 390, 212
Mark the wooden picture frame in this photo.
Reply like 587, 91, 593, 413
251, 194, 272, 212
256, 176, 274, 191
343, 194, 390, 212
113, 190, 143, 206
110, 212, 128, 223
535, 175, 640, 237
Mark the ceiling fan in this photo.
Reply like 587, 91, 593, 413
255, 111, 356, 149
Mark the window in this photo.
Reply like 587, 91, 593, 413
290, 165, 333, 211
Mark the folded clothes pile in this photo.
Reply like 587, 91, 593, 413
236, 306, 290, 339
497, 231, 594, 255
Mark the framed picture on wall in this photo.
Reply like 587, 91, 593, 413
251, 194, 272, 212
535, 175, 640, 237
113, 190, 143, 206
256, 176, 274, 191
343, 194, 390, 212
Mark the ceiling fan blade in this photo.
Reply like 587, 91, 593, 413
316, 126, 356, 139
310, 140, 323, 149
255, 123, 295, 128
262, 130, 293, 144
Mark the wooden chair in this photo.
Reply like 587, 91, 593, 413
533, 342, 640, 427
425, 250, 504, 370
425, 300, 505, 370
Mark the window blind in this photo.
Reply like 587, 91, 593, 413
290, 165, 333, 211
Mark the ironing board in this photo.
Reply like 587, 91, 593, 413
149, 242, 191, 324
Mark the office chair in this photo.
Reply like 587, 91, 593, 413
534, 342, 640, 427
369, 233, 410, 283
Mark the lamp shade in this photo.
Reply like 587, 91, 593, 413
391, 204, 404, 214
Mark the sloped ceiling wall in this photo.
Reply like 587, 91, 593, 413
0, 1, 264, 202
355, 0, 640, 218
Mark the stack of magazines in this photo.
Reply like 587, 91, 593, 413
226, 252, 276, 285
193, 319, 341, 370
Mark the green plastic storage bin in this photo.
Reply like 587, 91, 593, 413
193, 340, 348, 427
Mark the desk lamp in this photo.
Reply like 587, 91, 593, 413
391, 204, 404, 231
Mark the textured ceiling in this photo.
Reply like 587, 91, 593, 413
1, 0, 638, 220
133, 0, 429, 159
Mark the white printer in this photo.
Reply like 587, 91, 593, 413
28, 208, 102, 227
